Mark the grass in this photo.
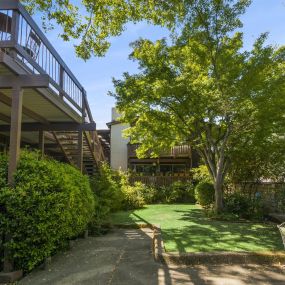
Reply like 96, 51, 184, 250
110, 204, 284, 253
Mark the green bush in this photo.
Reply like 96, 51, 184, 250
184, 183, 196, 203
170, 181, 196, 203
195, 181, 215, 208
0, 151, 95, 272
120, 180, 195, 205
191, 165, 212, 183
89, 163, 123, 231
224, 192, 266, 220
121, 182, 145, 210
133, 181, 196, 204
138, 184, 157, 204
224, 192, 251, 218
0, 153, 7, 189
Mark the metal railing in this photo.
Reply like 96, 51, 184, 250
0, 0, 88, 118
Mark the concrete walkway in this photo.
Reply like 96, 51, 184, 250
20, 228, 285, 285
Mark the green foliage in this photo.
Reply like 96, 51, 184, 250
0, 151, 95, 272
22, 0, 251, 59
191, 165, 212, 183
224, 192, 266, 220
90, 163, 123, 229
224, 192, 251, 219
0, 154, 7, 189
121, 182, 145, 210
195, 182, 215, 208
155, 181, 196, 204
137, 184, 157, 204
111, 0, 285, 213
229, 135, 285, 182
90, 165, 147, 229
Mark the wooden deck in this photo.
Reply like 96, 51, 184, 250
0, 0, 106, 177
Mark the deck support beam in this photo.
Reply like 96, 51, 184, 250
0, 122, 96, 132
0, 75, 49, 89
5, 86, 23, 274
8, 86, 23, 185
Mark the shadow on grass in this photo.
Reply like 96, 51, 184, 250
111, 206, 283, 253
162, 208, 283, 253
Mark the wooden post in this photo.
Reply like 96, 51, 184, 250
10, 10, 19, 59
5, 86, 23, 273
8, 86, 23, 185
77, 130, 83, 172
39, 130, 44, 157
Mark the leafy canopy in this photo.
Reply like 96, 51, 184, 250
22, 0, 250, 59
110, 0, 285, 211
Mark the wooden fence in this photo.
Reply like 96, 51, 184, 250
231, 182, 285, 213
129, 176, 191, 187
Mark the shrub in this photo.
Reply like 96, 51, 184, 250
157, 185, 179, 204
121, 182, 145, 210
184, 183, 196, 203
170, 181, 196, 203
134, 181, 196, 204
191, 165, 212, 183
0, 154, 7, 189
224, 192, 266, 220
0, 151, 95, 272
143, 181, 195, 204
138, 184, 157, 204
90, 163, 123, 230
195, 181, 215, 208
224, 192, 251, 218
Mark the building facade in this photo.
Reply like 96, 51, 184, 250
108, 108, 198, 177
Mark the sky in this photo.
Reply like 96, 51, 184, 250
36, 0, 285, 129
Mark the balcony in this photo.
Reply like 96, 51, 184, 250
128, 143, 192, 158
0, 0, 88, 117
0, 0, 105, 178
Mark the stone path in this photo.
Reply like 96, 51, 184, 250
19, 228, 285, 285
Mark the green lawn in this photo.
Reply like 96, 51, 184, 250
110, 204, 284, 253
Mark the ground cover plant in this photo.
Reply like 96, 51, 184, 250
0, 151, 95, 272
110, 204, 283, 253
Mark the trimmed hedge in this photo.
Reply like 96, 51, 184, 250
195, 181, 215, 208
0, 151, 95, 272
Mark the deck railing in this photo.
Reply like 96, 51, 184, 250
128, 144, 192, 158
0, 0, 87, 117
129, 175, 191, 187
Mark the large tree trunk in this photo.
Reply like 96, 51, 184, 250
200, 143, 227, 213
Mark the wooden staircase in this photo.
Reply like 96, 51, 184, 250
46, 129, 105, 176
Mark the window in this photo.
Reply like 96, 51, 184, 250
0, 143, 6, 154
159, 165, 172, 176
173, 164, 186, 173
159, 164, 186, 176
133, 164, 156, 175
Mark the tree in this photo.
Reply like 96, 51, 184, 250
110, 2, 285, 212
229, 124, 285, 183
21, 0, 250, 60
